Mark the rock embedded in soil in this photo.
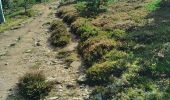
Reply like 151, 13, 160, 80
25, 49, 32, 53
48, 96, 59, 100
77, 75, 87, 84
66, 82, 76, 89
70, 61, 81, 68
9, 43, 16, 47
0, 51, 7, 56
35, 41, 41, 46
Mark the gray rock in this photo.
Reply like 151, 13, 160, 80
48, 96, 59, 100
35, 42, 41, 46
4, 63, 8, 66
25, 49, 32, 53
63, 65, 69, 69
15, 36, 21, 42
83, 94, 90, 100
9, 43, 16, 47
70, 61, 81, 68
46, 77, 56, 82
0, 52, 7, 56
10, 25, 22, 30
66, 83, 75, 89
77, 75, 87, 83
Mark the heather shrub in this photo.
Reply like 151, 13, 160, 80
49, 20, 70, 47
18, 71, 54, 100
86, 61, 127, 84
78, 37, 116, 66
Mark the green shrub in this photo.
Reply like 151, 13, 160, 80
71, 18, 99, 41
76, 0, 109, 17
103, 49, 128, 61
109, 29, 126, 40
49, 20, 70, 47
50, 20, 66, 31
62, 14, 77, 24
71, 18, 87, 35
146, 0, 161, 11
24, 10, 35, 17
18, 71, 54, 100
86, 61, 127, 84
50, 31, 70, 47
57, 5, 78, 24
75, 1, 87, 14
79, 37, 116, 66
90, 86, 112, 100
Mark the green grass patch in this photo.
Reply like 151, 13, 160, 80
146, 0, 161, 11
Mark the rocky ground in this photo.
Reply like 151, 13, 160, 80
0, 1, 90, 100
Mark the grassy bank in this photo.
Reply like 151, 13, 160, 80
57, 0, 170, 99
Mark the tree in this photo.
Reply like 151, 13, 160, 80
24, 0, 29, 13
76, 0, 109, 17
0, 0, 5, 23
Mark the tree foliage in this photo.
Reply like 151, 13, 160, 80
76, 0, 110, 16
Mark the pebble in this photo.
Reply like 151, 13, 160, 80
48, 96, 59, 100
66, 83, 75, 89
9, 43, 16, 47
35, 42, 41, 46
25, 49, 32, 53
70, 61, 81, 68
77, 75, 87, 83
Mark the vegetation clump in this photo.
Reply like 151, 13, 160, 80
18, 71, 54, 100
49, 20, 70, 47
56, 0, 170, 99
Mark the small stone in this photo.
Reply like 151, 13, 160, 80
0, 52, 7, 56
79, 85, 85, 89
46, 77, 56, 82
63, 65, 69, 69
66, 83, 75, 89
9, 43, 16, 47
10, 26, 21, 30
158, 52, 164, 58
58, 89, 63, 92
57, 85, 63, 89
49, 7, 52, 9
35, 42, 41, 46
25, 50, 32, 53
48, 96, 59, 100
70, 61, 81, 68
77, 75, 87, 84
83, 95, 90, 100
16, 36, 21, 42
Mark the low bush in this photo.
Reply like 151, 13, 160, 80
49, 20, 66, 31
110, 29, 126, 40
50, 32, 70, 47
24, 10, 36, 17
75, 0, 108, 17
71, 18, 99, 41
49, 20, 70, 47
57, 50, 79, 66
78, 37, 116, 66
18, 71, 54, 100
86, 61, 127, 84
103, 49, 128, 61
70, 18, 87, 35
57, 4, 78, 24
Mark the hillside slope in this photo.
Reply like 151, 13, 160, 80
57, 0, 170, 99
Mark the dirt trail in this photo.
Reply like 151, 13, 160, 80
0, 1, 90, 100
